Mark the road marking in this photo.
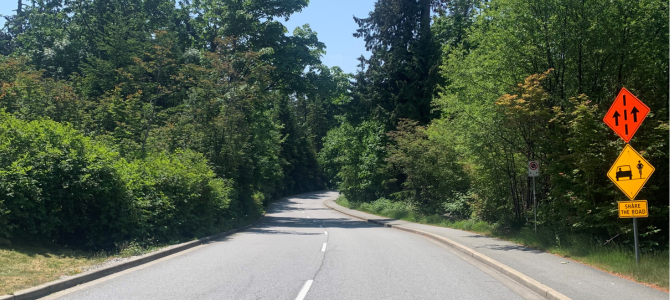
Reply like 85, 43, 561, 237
321, 243, 327, 252
319, 225, 323, 228
295, 280, 313, 300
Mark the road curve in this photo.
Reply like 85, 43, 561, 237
48, 191, 529, 300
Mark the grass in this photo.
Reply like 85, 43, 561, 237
336, 196, 669, 291
0, 213, 263, 295
0, 239, 165, 295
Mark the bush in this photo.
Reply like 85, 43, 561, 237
0, 112, 239, 249
387, 119, 471, 213
319, 120, 392, 203
121, 150, 237, 242
0, 112, 135, 248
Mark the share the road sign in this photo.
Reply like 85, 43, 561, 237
607, 144, 655, 200
603, 88, 649, 143
618, 200, 648, 218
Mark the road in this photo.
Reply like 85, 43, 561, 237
46, 191, 540, 300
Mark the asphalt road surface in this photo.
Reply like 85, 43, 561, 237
47, 191, 536, 300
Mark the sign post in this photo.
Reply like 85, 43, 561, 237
633, 218, 640, 265
528, 161, 539, 233
617, 200, 648, 265
604, 88, 653, 266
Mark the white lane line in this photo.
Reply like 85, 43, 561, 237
295, 280, 313, 300
319, 225, 323, 228
321, 243, 327, 252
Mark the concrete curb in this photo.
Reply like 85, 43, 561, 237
2, 215, 266, 300
324, 199, 572, 300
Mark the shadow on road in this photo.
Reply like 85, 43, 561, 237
478, 244, 544, 254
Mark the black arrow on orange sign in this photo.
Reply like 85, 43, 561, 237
613, 111, 621, 126
631, 106, 639, 122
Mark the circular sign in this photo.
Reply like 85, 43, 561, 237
529, 161, 539, 170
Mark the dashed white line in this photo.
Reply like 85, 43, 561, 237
321, 243, 327, 252
319, 225, 323, 228
295, 280, 313, 300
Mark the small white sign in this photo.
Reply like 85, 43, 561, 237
528, 161, 540, 177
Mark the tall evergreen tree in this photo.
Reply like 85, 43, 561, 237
353, 0, 440, 126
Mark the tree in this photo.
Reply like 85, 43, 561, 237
353, 0, 441, 126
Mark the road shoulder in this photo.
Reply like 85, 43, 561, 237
324, 198, 668, 300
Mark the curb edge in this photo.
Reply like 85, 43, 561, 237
323, 199, 572, 300
3, 213, 266, 300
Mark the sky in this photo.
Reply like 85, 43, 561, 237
281, 0, 376, 74
0, 0, 376, 74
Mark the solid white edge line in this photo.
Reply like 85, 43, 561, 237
321, 243, 327, 252
295, 280, 313, 300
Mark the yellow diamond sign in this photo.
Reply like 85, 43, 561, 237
607, 144, 654, 199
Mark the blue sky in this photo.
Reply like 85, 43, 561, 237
281, 0, 375, 74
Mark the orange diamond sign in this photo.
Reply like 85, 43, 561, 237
607, 144, 655, 200
603, 88, 649, 143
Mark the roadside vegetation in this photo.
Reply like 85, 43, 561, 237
0, 0, 345, 293
320, 0, 668, 291
1, 240, 142, 295
0, 0, 667, 295
337, 196, 669, 290
0, 0, 346, 250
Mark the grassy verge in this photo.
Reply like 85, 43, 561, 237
0, 214, 262, 295
336, 196, 669, 291
0, 240, 156, 295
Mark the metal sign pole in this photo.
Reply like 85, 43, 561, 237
633, 218, 640, 265
533, 177, 537, 234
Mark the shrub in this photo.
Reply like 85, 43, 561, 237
121, 150, 237, 242
319, 120, 392, 203
0, 112, 135, 248
0, 112, 239, 249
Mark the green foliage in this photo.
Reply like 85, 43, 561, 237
387, 119, 470, 213
0, 0, 341, 250
0, 112, 242, 249
121, 150, 237, 242
320, 120, 391, 202
436, 0, 668, 240
329, 0, 668, 254
0, 57, 83, 123
353, 0, 438, 126
0, 112, 134, 248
